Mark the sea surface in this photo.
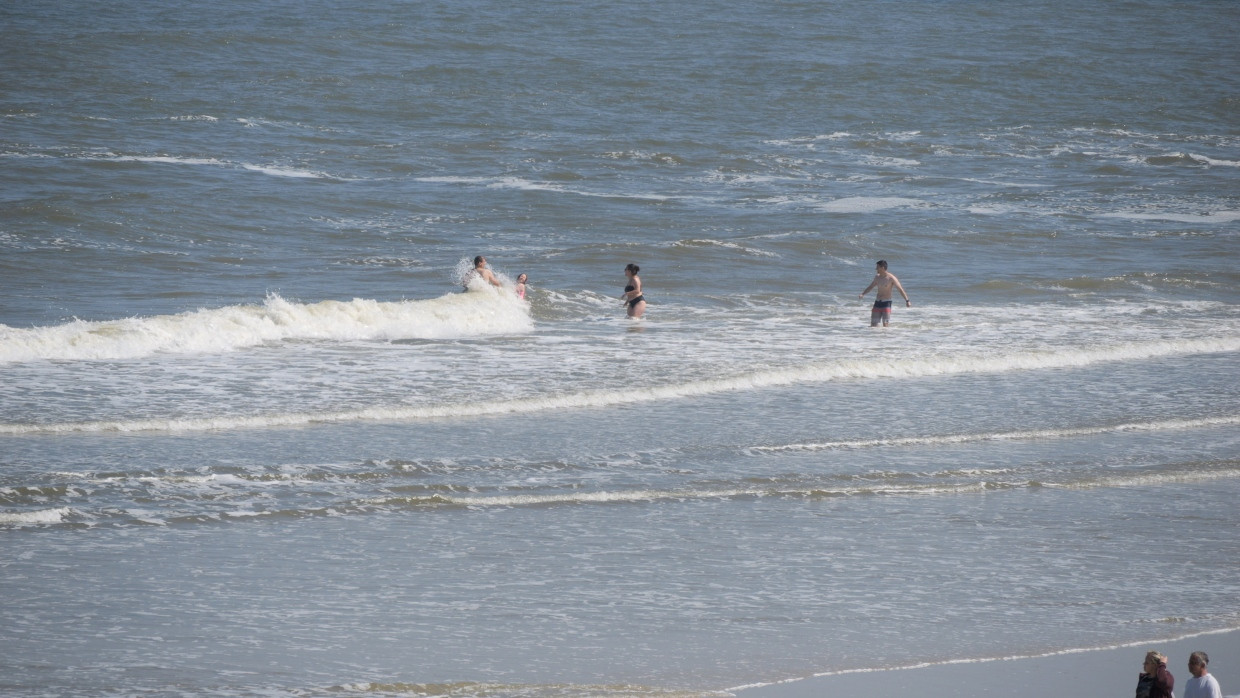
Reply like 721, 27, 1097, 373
2, 1, 1238, 696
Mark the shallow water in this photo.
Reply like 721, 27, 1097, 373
2, 0, 1239, 695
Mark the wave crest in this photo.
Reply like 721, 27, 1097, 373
0, 291, 531, 364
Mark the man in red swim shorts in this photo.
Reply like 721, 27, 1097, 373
859, 259, 911, 327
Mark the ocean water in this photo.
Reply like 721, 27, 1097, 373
2, 1, 1239, 696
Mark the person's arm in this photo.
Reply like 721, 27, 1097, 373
859, 277, 877, 298
483, 269, 501, 287
891, 276, 911, 306
1153, 663, 1173, 694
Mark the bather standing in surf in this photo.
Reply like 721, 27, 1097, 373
859, 259, 910, 327
621, 263, 646, 318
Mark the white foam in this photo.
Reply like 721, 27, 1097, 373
705, 172, 798, 185
110, 155, 226, 167
967, 205, 1017, 215
816, 197, 924, 213
1187, 153, 1240, 167
103, 154, 344, 180
6, 335, 1236, 434
1098, 210, 1240, 224
377, 467, 1240, 511
763, 133, 852, 146
415, 176, 494, 184
0, 507, 71, 525
0, 291, 532, 364
379, 483, 989, 509
750, 416, 1240, 453
239, 164, 330, 179
417, 175, 671, 201
959, 177, 1049, 188
860, 155, 921, 167
1055, 468, 1240, 490
671, 239, 779, 258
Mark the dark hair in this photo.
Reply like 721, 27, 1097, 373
876, 260, 888, 269
625, 263, 640, 274
1190, 651, 1209, 667
474, 255, 485, 266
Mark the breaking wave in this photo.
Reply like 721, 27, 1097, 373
0, 290, 531, 364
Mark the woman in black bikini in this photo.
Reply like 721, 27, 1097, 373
621, 263, 646, 318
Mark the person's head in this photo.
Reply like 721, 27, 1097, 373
1144, 651, 1167, 674
516, 273, 527, 284
625, 263, 640, 277
1188, 651, 1209, 678
876, 260, 888, 271
474, 256, 486, 268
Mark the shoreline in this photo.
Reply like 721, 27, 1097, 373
731, 627, 1240, 698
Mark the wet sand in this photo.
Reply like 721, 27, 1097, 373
734, 629, 1239, 698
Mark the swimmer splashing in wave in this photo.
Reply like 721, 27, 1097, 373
515, 273, 527, 300
621, 263, 646, 318
463, 255, 502, 290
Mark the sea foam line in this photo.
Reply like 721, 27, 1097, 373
1098, 210, 1240, 224
373, 471, 1240, 510
416, 175, 672, 201
106, 154, 340, 179
2, 336, 1237, 435
748, 415, 1240, 453
9, 469, 1236, 530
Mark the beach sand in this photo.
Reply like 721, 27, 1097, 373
734, 629, 1239, 697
